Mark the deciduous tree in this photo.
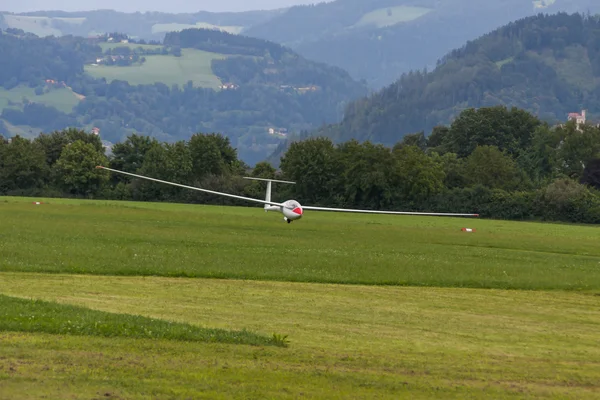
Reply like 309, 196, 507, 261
54, 140, 109, 196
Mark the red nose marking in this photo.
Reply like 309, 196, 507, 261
292, 207, 303, 215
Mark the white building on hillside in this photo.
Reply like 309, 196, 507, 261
567, 109, 586, 126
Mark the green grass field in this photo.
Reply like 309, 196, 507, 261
84, 48, 225, 89
353, 6, 433, 29
0, 85, 82, 114
1, 196, 599, 398
1, 197, 599, 290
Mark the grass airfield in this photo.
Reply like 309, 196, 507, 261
1, 196, 599, 399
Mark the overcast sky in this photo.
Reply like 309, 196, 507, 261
1, 0, 322, 13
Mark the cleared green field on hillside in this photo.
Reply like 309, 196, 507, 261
3, 14, 85, 37
533, 0, 557, 8
1, 196, 599, 290
98, 42, 164, 51
353, 6, 433, 29
0, 85, 82, 113
1, 196, 599, 398
151, 22, 244, 35
0, 119, 42, 138
84, 48, 225, 89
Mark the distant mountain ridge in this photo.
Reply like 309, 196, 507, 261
0, 8, 285, 40
4, 0, 600, 89
266, 11, 600, 165
246, 0, 600, 88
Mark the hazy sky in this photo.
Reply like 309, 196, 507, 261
1, 0, 322, 13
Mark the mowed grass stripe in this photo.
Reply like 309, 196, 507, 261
0, 294, 283, 347
1, 273, 599, 398
1, 196, 600, 290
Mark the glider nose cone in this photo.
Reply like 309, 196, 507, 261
292, 207, 303, 215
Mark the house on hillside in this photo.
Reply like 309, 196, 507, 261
44, 79, 66, 88
565, 109, 600, 130
268, 127, 288, 137
220, 83, 239, 90
91, 127, 100, 135
568, 109, 586, 126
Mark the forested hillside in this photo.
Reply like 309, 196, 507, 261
245, 0, 600, 88
2, 104, 600, 225
268, 12, 600, 163
0, 28, 367, 164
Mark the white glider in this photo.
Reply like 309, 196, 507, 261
96, 166, 479, 223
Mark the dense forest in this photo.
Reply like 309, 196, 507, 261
0, 28, 367, 164
2, 105, 600, 224
269, 12, 600, 163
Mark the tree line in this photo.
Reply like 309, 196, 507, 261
1, 105, 600, 224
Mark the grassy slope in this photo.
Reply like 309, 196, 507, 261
0, 86, 82, 113
0, 273, 599, 398
0, 119, 42, 139
1, 196, 599, 290
98, 42, 164, 51
84, 48, 225, 89
3, 15, 65, 37
352, 6, 433, 29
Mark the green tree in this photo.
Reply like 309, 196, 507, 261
280, 137, 341, 205
34, 128, 104, 167
465, 145, 526, 190
516, 124, 561, 185
338, 140, 395, 209
134, 141, 193, 201
446, 106, 542, 158
250, 161, 276, 179
536, 178, 600, 223
555, 122, 600, 179
108, 133, 159, 184
54, 140, 109, 196
0, 135, 48, 194
430, 152, 468, 189
188, 133, 240, 179
397, 131, 427, 151
427, 126, 450, 149
391, 145, 446, 205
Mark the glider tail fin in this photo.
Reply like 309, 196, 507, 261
243, 177, 295, 211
